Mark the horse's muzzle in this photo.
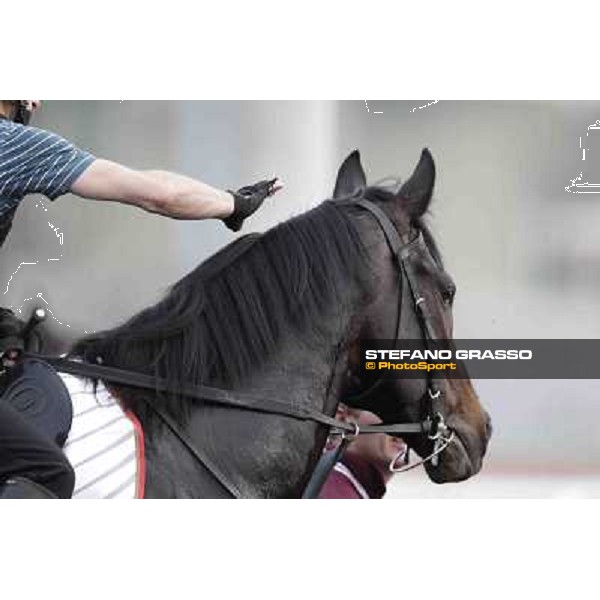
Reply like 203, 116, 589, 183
424, 414, 491, 484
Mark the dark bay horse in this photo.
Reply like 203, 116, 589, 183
71, 149, 491, 498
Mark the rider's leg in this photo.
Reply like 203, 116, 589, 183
0, 476, 58, 498
2, 358, 73, 447
0, 400, 74, 498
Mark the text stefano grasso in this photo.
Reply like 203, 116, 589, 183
364, 349, 533, 361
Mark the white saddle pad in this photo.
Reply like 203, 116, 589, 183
60, 373, 145, 499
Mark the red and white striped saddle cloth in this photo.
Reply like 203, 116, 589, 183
60, 373, 146, 499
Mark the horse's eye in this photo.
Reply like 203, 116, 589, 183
442, 285, 456, 305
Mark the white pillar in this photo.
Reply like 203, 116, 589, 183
237, 101, 340, 231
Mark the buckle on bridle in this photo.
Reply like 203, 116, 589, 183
428, 388, 441, 400
428, 412, 451, 467
427, 411, 448, 441
339, 421, 360, 441
349, 422, 360, 438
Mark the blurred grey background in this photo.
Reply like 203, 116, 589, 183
3, 100, 600, 496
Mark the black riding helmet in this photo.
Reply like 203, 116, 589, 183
12, 101, 33, 125
1, 101, 33, 125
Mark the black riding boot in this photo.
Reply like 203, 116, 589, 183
0, 476, 57, 499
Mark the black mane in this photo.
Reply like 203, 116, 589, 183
72, 187, 443, 424
72, 200, 370, 420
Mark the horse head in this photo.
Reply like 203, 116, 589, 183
334, 149, 492, 483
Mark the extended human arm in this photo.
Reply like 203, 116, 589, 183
71, 159, 235, 220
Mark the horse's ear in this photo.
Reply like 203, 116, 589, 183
398, 148, 435, 217
333, 150, 367, 198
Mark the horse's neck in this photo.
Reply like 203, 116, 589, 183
209, 333, 350, 497
144, 311, 357, 498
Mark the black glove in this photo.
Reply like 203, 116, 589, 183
223, 178, 278, 232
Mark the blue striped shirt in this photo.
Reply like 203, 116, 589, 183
0, 117, 95, 245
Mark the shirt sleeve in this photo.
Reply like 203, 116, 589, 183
0, 124, 96, 202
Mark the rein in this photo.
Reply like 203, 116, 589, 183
24, 352, 428, 498
20, 198, 453, 498
23, 353, 427, 438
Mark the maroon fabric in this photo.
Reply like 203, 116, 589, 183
318, 453, 387, 499
319, 468, 363, 499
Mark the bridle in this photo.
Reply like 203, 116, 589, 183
20, 197, 455, 498
302, 199, 455, 495
348, 199, 455, 475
